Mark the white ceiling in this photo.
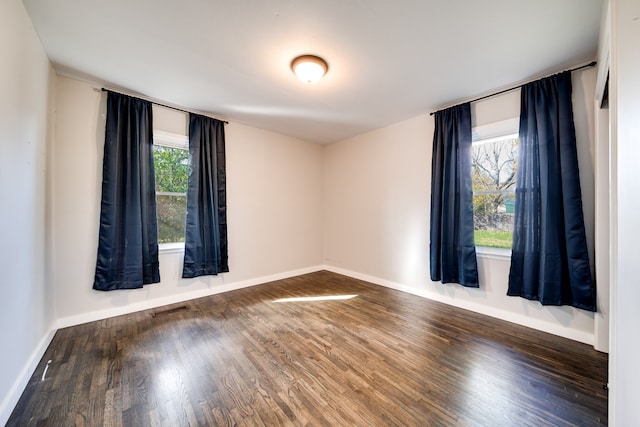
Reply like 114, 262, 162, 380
23, 0, 604, 144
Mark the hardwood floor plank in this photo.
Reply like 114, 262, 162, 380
7, 271, 607, 426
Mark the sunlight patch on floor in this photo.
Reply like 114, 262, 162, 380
273, 295, 358, 303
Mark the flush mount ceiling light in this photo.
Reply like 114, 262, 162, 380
291, 54, 328, 84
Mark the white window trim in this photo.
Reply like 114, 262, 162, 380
476, 245, 512, 260
473, 133, 519, 146
472, 117, 519, 142
153, 130, 188, 149
154, 130, 189, 250
159, 242, 185, 254
472, 118, 519, 253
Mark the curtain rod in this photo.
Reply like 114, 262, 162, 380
100, 88, 229, 124
429, 61, 597, 116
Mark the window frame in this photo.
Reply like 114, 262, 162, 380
153, 130, 189, 253
471, 118, 519, 257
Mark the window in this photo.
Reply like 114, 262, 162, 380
153, 131, 189, 245
471, 119, 519, 249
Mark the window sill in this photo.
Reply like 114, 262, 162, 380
159, 242, 185, 254
476, 246, 511, 261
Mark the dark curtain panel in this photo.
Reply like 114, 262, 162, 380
508, 71, 595, 311
182, 114, 229, 278
430, 103, 479, 287
94, 92, 160, 291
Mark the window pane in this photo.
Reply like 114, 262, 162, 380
472, 137, 518, 248
156, 194, 187, 243
153, 145, 189, 244
154, 146, 189, 193
473, 193, 514, 249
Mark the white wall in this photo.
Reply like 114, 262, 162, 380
52, 77, 324, 325
324, 68, 599, 345
609, 0, 640, 423
0, 0, 57, 423
593, 5, 611, 352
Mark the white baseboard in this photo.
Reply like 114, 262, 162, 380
0, 325, 56, 426
56, 265, 325, 329
323, 265, 594, 345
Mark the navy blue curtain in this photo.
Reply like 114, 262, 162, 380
508, 71, 595, 311
430, 103, 479, 287
94, 92, 160, 291
182, 114, 228, 278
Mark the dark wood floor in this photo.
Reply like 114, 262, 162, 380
8, 271, 607, 426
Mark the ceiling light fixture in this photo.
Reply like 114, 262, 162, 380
291, 54, 328, 84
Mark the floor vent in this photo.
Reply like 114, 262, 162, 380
152, 305, 188, 318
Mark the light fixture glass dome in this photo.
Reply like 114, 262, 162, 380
291, 55, 328, 84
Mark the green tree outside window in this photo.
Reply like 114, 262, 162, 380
472, 138, 518, 249
154, 145, 189, 243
